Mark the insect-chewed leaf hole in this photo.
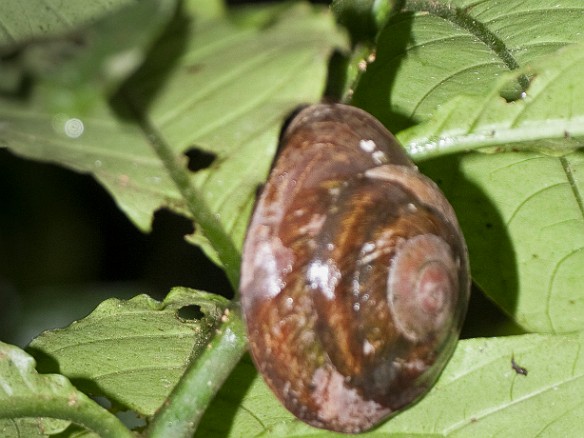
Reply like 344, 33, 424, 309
184, 147, 216, 172
177, 305, 204, 321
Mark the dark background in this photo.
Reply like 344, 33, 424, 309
0, 148, 231, 346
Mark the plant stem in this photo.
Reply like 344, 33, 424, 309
121, 92, 242, 291
1, 396, 134, 438
147, 127, 242, 289
146, 308, 247, 438
121, 82, 248, 438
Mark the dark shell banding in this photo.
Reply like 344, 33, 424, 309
240, 104, 470, 433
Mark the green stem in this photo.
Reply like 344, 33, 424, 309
121, 87, 248, 437
122, 93, 242, 290
1, 395, 133, 438
147, 308, 247, 438
148, 129, 241, 289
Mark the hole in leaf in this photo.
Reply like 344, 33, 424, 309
184, 147, 216, 172
177, 304, 204, 320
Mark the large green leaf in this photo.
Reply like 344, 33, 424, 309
28, 288, 228, 416
352, 0, 584, 132
421, 150, 584, 334
0, 343, 131, 438
0, 3, 346, 279
0, 0, 176, 104
197, 333, 584, 437
399, 43, 584, 159
0, 0, 133, 46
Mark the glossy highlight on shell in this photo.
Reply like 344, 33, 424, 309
240, 104, 470, 433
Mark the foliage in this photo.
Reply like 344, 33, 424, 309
0, 0, 583, 436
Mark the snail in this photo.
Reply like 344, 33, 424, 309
239, 103, 470, 433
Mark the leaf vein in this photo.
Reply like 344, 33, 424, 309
506, 182, 566, 227
445, 369, 584, 434
561, 156, 584, 221
546, 246, 584, 333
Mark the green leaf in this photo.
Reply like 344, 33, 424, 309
0, 0, 178, 112
0, 3, 346, 280
0, 343, 132, 438
421, 150, 584, 333
28, 288, 229, 416
399, 43, 584, 159
0, 417, 69, 438
331, 0, 394, 43
198, 333, 584, 437
194, 356, 294, 437
0, 0, 134, 46
352, 0, 584, 132
119, 2, 346, 262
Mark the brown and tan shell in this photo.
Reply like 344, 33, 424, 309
240, 103, 470, 433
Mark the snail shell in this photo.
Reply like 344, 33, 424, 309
240, 104, 470, 433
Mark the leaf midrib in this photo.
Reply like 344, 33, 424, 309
402, 0, 521, 71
